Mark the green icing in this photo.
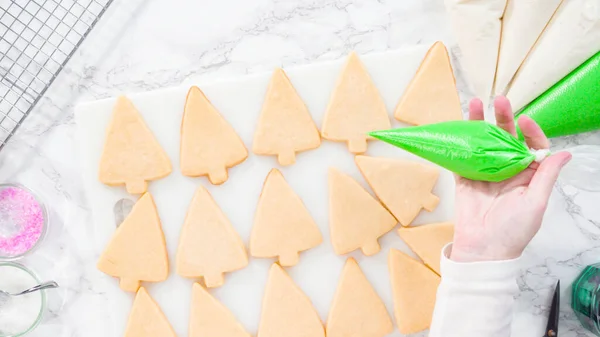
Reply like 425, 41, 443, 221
516, 50, 600, 140
370, 121, 535, 182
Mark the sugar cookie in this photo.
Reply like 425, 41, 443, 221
189, 283, 251, 337
123, 287, 176, 337
389, 249, 440, 334
253, 68, 321, 165
258, 264, 325, 337
328, 167, 397, 256
181, 86, 248, 185
397, 222, 454, 275
250, 169, 322, 266
321, 52, 391, 154
97, 193, 168, 292
326, 258, 393, 337
355, 155, 439, 226
99, 96, 172, 194
176, 185, 248, 288
394, 42, 462, 125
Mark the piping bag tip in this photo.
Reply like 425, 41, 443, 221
368, 130, 385, 140
369, 129, 399, 145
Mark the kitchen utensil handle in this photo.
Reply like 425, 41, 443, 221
15, 281, 59, 296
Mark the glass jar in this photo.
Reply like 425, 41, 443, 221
572, 263, 600, 336
0, 183, 48, 260
0, 262, 46, 336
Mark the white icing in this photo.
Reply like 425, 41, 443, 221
506, 0, 600, 111
495, 0, 563, 95
531, 149, 551, 163
444, 0, 507, 106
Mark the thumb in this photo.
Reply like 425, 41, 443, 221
527, 152, 572, 204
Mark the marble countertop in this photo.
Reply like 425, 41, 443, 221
3, 0, 600, 336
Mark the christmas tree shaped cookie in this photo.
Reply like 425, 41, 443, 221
181, 86, 248, 185
355, 155, 440, 226
250, 169, 323, 266
394, 42, 463, 125
258, 263, 325, 337
97, 193, 168, 292
99, 96, 171, 194
397, 222, 454, 275
253, 68, 321, 166
321, 52, 391, 154
176, 185, 248, 288
326, 258, 393, 337
389, 249, 440, 335
189, 283, 251, 337
123, 287, 176, 337
328, 168, 397, 256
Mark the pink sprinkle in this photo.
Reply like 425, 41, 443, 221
0, 186, 45, 258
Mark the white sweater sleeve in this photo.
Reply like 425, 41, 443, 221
429, 244, 521, 337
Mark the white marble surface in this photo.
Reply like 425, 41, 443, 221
2, 0, 600, 336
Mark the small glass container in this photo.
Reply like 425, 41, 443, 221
572, 263, 600, 336
0, 183, 48, 260
0, 262, 46, 337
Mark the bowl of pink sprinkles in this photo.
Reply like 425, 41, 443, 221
0, 184, 47, 260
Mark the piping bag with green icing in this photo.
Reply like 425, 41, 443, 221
370, 120, 600, 190
515, 50, 600, 140
370, 120, 547, 182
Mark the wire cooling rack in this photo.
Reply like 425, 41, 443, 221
0, 0, 114, 149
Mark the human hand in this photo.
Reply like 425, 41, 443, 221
451, 97, 572, 262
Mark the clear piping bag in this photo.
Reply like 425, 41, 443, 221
558, 145, 600, 192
